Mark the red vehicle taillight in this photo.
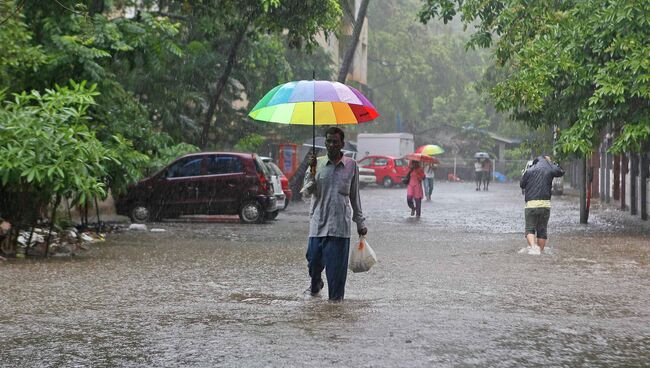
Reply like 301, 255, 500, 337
257, 172, 269, 192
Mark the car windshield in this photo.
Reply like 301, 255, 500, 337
394, 159, 406, 167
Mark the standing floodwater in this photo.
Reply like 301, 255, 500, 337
1, 182, 649, 367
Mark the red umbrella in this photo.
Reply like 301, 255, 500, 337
404, 153, 439, 164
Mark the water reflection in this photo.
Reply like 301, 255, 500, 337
1, 182, 648, 367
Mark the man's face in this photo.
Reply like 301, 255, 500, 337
325, 132, 343, 159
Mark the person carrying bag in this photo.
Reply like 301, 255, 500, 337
349, 236, 377, 273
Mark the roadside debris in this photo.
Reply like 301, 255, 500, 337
1, 223, 123, 259
128, 223, 148, 231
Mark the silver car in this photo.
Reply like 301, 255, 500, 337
358, 166, 377, 189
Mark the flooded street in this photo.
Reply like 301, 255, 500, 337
1, 182, 649, 367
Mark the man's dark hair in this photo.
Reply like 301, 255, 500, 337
325, 126, 344, 142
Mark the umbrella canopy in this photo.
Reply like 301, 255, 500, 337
248, 80, 379, 125
474, 152, 491, 159
404, 153, 439, 164
416, 144, 445, 156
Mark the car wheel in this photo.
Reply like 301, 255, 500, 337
130, 204, 151, 223
266, 210, 279, 220
239, 201, 264, 224
382, 177, 393, 188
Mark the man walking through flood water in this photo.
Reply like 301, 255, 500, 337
519, 155, 565, 254
302, 127, 368, 301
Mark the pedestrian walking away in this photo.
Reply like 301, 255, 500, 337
406, 160, 426, 217
519, 155, 565, 254
481, 158, 492, 191
474, 159, 483, 191
301, 127, 368, 301
423, 162, 436, 201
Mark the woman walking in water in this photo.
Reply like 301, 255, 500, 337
406, 160, 426, 217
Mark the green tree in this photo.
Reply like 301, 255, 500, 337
146, 0, 342, 148
419, 0, 650, 157
365, 0, 513, 157
111, 0, 339, 149
0, 82, 145, 226
0, 2, 46, 91
4, 0, 194, 184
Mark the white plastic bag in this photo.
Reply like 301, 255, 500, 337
348, 236, 377, 273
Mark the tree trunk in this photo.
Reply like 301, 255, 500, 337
613, 153, 620, 200
89, 0, 105, 15
337, 0, 370, 83
44, 195, 61, 257
199, 18, 251, 149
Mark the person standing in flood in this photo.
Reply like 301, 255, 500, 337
481, 158, 492, 191
519, 155, 565, 254
474, 158, 483, 191
406, 160, 426, 217
423, 162, 436, 201
301, 127, 368, 301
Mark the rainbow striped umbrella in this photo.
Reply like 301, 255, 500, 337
248, 80, 379, 157
416, 144, 445, 156
248, 80, 379, 125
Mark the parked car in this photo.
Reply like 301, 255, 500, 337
115, 152, 277, 224
260, 156, 292, 213
358, 166, 377, 188
357, 155, 409, 187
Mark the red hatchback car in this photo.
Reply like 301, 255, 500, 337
115, 152, 277, 223
357, 155, 409, 187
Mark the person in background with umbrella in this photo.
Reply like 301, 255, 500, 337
405, 160, 426, 217
415, 144, 443, 200
474, 158, 483, 191
301, 127, 368, 301
423, 162, 436, 201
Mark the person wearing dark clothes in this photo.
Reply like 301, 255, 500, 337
519, 155, 565, 254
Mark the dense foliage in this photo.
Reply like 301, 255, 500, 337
364, 0, 529, 157
0, 82, 147, 225
419, 0, 650, 157
0, 0, 342, 226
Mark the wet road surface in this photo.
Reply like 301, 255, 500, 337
1, 182, 649, 367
